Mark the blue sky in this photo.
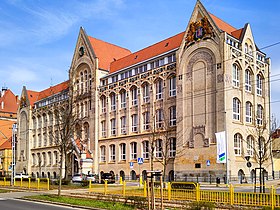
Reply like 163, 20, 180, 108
0, 0, 280, 120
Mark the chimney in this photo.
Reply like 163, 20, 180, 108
1, 87, 7, 97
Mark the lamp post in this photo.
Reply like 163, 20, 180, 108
11, 123, 17, 186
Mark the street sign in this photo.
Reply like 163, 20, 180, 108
137, 157, 144, 165
206, 160, 210, 166
129, 162, 134, 169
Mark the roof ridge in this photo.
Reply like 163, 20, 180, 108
110, 31, 184, 67
88, 36, 131, 53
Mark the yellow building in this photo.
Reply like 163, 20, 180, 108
0, 140, 12, 176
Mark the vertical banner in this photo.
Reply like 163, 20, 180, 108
215, 131, 226, 163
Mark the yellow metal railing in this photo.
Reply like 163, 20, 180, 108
88, 181, 280, 209
0, 177, 49, 190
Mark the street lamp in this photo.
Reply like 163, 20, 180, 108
11, 123, 17, 186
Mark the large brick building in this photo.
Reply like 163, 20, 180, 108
16, 1, 271, 182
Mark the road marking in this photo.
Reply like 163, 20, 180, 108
0, 197, 7, 201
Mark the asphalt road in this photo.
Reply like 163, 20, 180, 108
0, 198, 85, 210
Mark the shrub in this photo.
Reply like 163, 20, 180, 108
187, 201, 215, 210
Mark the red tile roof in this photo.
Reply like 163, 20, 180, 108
88, 36, 131, 71
231, 28, 243, 40
37, 80, 69, 101
0, 120, 14, 146
0, 89, 19, 114
0, 138, 11, 150
209, 13, 237, 34
26, 90, 39, 107
110, 32, 185, 73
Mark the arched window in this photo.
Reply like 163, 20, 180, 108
100, 145, 106, 163
142, 83, 150, 103
142, 141, 149, 159
80, 71, 83, 94
156, 139, 163, 158
233, 98, 241, 120
169, 138, 176, 157
232, 64, 240, 87
120, 143, 126, 160
246, 136, 254, 156
84, 70, 88, 92
120, 90, 126, 108
109, 144, 116, 162
256, 74, 263, 96
249, 45, 253, 56
110, 93, 116, 111
234, 133, 242, 156
131, 86, 138, 106
257, 104, 263, 125
169, 76, 176, 97
155, 78, 163, 100
244, 43, 248, 54
130, 142, 137, 160
156, 109, 163, 128
245, 70, 252, 92
110, 118, 116, 136
246, 101, 252, 123
120, 116, 126, 134
100, 95, 106, 113
169, 106, 176, 126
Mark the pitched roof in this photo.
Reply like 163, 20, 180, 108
88, 36, 131, 71
209, 13, 244, 40
0, 119, 14, 146
0, 89, 19, 114
37, 80, 69, 101
110, 32, 185, 73
0, 138, 11, 150
26, 90, 39, 107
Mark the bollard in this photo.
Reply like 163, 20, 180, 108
37, 178, 40, 190
89, 180, 92, 192
28, 178, 31, 189
122, 181, 126, 197
104, 180, 108, 195
168, 182, 171, 201
144, 181, 147, 197
120, 176, 123, 185
47, 178, 50, 190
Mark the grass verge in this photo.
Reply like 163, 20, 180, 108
25, 194, 137, 210
0, 189, 9, 193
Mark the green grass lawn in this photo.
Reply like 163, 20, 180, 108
0, 189, 9, 193
25, 194, 138, 210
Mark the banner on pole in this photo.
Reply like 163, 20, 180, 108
215, 131, 226, 163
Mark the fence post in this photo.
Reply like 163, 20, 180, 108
120, 176, 123, 185
144, 181, 147, 197
14, 178, 15, 186
4, 177, 6, 186
37, 178, 40, 190
271, 185, 275, 210
89, 180, 92, 192
122, 181, 126, 197
230, 184, 234, 205
104, 180, 108, 195
196, 183, 200, 202
20, 178, 22, 187
28, 178, 31, 189
47, 178, 49, 190
168, 182, 171, 201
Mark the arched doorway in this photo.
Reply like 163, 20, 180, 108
142, 170, 147, 181
36, 172, 39, 178
168, 170, 175, 182
47, 172, 50, 179
251, 169, 256, 183
238, 169, 245, 184
42, 172, 45, 178
130, 170, 136, 180
53, 172, 56, 179
120, 170, 125, 181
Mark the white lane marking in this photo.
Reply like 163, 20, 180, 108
0, 197, 7, 201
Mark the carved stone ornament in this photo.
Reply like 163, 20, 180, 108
185, 16, 213, 47
193, 125, 205, 135
20, 95, 27, 108
186, 51, 214, 80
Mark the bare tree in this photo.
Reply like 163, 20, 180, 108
244, 113, 279, 193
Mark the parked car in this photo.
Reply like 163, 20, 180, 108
101, 173, 115, 184
14, 173, 29, 179
72, 173, 85, 182
86, 174, 97, 183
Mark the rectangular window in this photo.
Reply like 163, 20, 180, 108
120, 143, 126, 160
234, 134, 241, 156
100, 146, 106, 162
101, 121, 106, 138
111, 94, 116, 111
156, 139, 163, 158
170, 106, 176, 126
143, 141, 149, 159
130, 142, 137, 160
101, 97, 106, 113
156, 109, 163, 128
169, 77, 176, 97
131, 88, 138, 106
121, 116, 127, 134
169, 138, 176, 157
143, 85, 150, 103
232, 64, 240, 87
143, 112, 150, 130
245, 71, 252, 92
132, 114, 138, 132
246, 102, 252, 123
111, 119, 116, 136
110, 145, 116, 162
256, 75, 263, 96
156, 80, 163, 100
120, 91, 126, 108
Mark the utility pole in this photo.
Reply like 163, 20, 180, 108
11, 123, 17, 186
